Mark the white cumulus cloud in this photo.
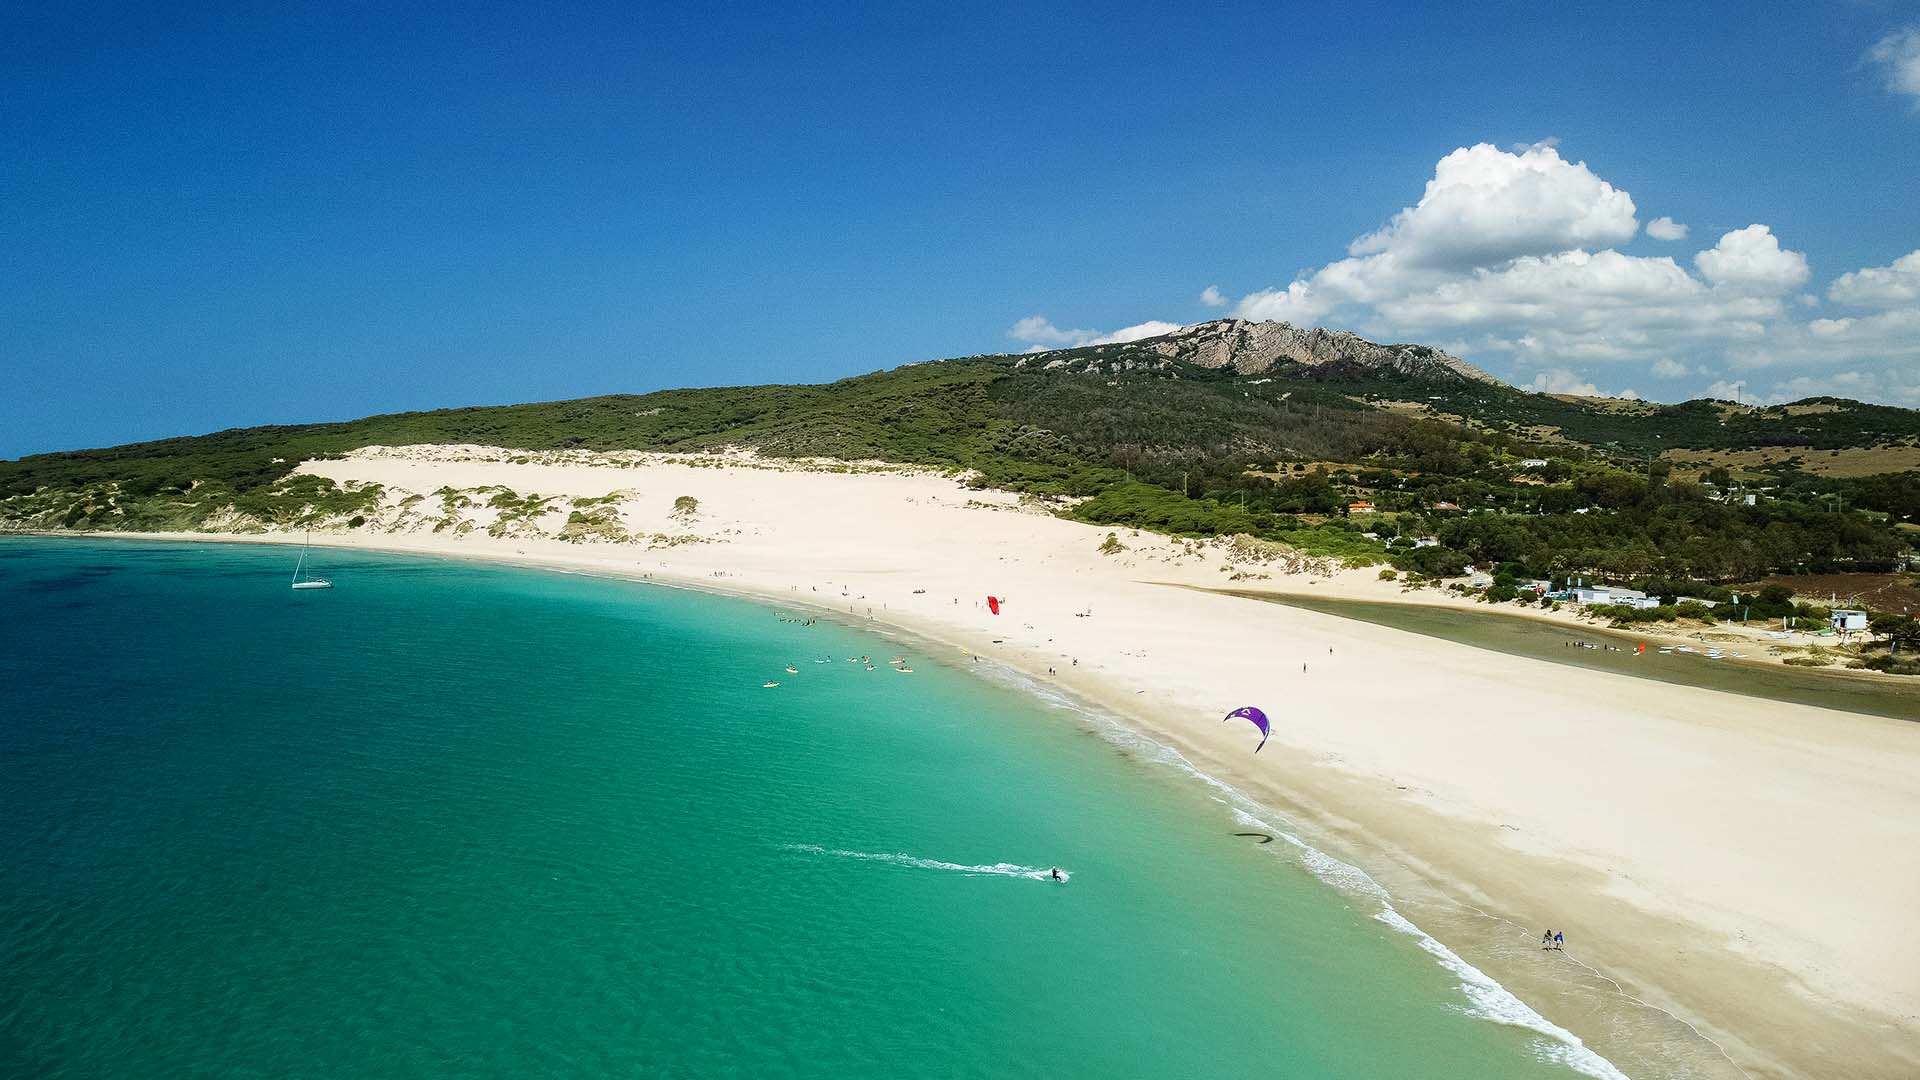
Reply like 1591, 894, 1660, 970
1869, 25, 1920, 106
1009, 316, 1089, 347
1527, 368, 1638, 399
1693, 225, 1810, 294
1346, 142, 1638, 269
1651, 358, 1705, 379
1705, 380, 1751, 403
1828, 249, 1920, 308
1008, 316, 1182, 350
1094, 320, 1183, 344
985, 141, 1920, 407
1235, 278, 1332, 325
1646, 216, 1689, 241
1198, 139, 1920, 405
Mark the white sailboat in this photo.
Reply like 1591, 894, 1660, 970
291, 530, 332, 590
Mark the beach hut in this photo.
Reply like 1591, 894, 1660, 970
1831, 609, 1868, 632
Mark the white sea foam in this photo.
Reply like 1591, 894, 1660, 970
786, 844, 1069, 882
971, 660, 1631, 1080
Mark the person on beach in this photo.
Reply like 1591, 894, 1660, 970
1554, 931, 1564, 950
1541, 930, 1553, 949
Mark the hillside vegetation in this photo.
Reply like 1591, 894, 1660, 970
5, 328, 1917, 598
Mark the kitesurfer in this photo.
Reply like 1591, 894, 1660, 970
1050, 867, 1063, 882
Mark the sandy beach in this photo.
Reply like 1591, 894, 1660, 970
69, 445, 1920, 1078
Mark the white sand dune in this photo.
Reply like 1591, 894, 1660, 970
107, 445, 1920, 1078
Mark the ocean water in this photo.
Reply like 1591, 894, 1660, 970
0, 538, 1619, 1079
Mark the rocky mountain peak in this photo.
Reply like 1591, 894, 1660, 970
1142, 319, 1505, 385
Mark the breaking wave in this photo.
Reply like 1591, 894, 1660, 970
972, 661, 1630, 1080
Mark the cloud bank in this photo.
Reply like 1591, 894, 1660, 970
1208, 142, 1920, 407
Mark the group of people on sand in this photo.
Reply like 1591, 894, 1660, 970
1540, 929, 1565, 951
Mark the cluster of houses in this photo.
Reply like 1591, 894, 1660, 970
1456, 574, 1687, 611
1468, 574, 1876, 634
1347, 498, 1466, 514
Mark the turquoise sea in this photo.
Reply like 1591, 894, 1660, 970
0, 538, 1621, 1078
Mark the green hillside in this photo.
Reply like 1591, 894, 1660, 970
5, 347, 1917, 596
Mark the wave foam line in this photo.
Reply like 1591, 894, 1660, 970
786, 844, 1069, 882
969, 662, 1629, 1080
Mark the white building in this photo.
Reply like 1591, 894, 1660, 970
1831, 609, 1869, 632
1608, 589, 1661, 610
1566, 585, 1659, 609
1517, 458, 1549, 468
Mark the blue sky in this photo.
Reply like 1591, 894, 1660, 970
5, 1, 1919, 458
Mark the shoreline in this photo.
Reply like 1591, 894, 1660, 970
22, 525, 1915, 1078
12, 530, 1655, 1079
11, 445, 1918, 1078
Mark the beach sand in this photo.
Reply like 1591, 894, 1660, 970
76, 445, 1920, 1078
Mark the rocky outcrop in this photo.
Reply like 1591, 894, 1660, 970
1142, 319, 1503, 385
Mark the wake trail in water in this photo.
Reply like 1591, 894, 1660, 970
785, 844, 1069, 882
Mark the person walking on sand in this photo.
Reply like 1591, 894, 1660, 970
1541, 930, 1553, 950
1554, 931, 1564, 951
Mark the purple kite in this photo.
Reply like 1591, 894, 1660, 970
1222, 706, 1270, 752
